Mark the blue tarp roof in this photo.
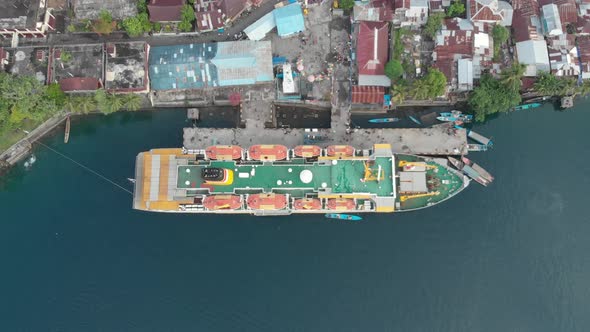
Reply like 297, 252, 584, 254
149, 41, 273, 90
274, 3, 305, 37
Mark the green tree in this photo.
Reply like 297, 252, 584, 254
0, 73, 59, 129
500, 62, 526, 92
122, 16, 144, 37
122, 94, 142, 111
391, 83, 408, 105
60, 51, 72, 63
492, 25, 509, 59
424, 12, 444, 39
576, 79, 590, 96
469, 74, 521, 121
137, 0, 147, 13
45, 83, 66, 107
410, 68, 447, 100
93, 9, 115, 35
385, 60, 404, 81
447, 0, 465, 17
533, 72, 565, 96
178, 4, 195, 32
340, 0, 355, 10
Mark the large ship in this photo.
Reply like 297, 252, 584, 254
132, 144, 469, 215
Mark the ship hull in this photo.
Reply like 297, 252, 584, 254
133, 145, 468, 215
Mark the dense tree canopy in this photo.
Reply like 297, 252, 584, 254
469, 74, 521, 121
0, 73, 59, 129
385, 60, 404, 81
424, 13, 445, 39
533, 72, 576, 96
179, 4, 195, 32
410, 68, 447, 100
447, 0, 465, 17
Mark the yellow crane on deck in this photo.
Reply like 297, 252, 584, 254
398, 161, 438, 170
363, 161, 384, 182
400, 191, 440, 202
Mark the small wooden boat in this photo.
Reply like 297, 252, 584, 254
325, 213, 362, 221
368, 118, 400, 123
461, 156, 494, 183
447, 156, 464, 170
468, 144, 488, 152
64, 116, 71, 143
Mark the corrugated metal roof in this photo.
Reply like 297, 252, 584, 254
244, 11, 276, 40
274, 3, 305, 37
357, 21, 389, 76
516, 40, 550, 76
352, 85, 385, 104
149, 40, 273, 90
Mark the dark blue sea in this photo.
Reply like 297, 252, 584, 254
1, 101, 590, 331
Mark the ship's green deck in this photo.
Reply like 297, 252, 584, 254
177, 157, 395, 197
396, 155, 465, 210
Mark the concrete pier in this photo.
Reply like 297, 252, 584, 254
182, 1, 468, 156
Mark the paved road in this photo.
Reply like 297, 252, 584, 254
44, 0, 282, 46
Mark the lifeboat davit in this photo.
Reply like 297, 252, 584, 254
205, 145, 242, 160
293, 198, 322, 210
247, 193, 288, 210
294, 145, 321, 158
248, 145, 288, 161
327, 198, 356, 211
326, 145, 355, 157
203, 195, 242, 210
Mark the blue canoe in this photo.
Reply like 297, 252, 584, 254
514, 102, 542, 111
369, 118, 400, 123
409, 116, 422, 125
325, 213, 363, 221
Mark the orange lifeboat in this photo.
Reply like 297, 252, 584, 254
326, 145, 355, 157
205, 145, 242, 160
327, 198, 355, 211
293, 198, 322, 210
248, 145, 288, 161
247, 193, 287, 210
294, 145, 321, 158
203, 195, 242, 210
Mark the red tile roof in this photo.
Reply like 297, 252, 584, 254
352, 86, 385, 104
148, 0, 185, 22
469, 0, 505, 21
395, 0, 410, 10
59, 77, 100, 92
220, 0, 248, 18
357, 21, 389, 76
577, 36, 590, 71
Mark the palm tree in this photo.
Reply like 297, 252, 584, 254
576, 79, 590, 96
410, 79, 431, 100
391, 84, 408, 105
501, 63, 526, 92
63, 96, 79, 114
77, 96, 97, 114
102, 94, 123, 114
121, 94, 142, 111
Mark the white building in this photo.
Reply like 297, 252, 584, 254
541, 4, 563, 36
516, 40, 551, 76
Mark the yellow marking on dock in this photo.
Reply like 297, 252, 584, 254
318, 156, 369, 161
140, 154, 152, 210
374, 144, 391, 149
158, 157, 170, 201
150, 148, 186, 156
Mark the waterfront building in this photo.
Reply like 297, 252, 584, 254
105, 42, 151, 93
49, 44, 104, 92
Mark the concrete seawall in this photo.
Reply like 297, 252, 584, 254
0, 115, 67, 171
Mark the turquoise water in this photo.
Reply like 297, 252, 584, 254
1, 103, 590, 331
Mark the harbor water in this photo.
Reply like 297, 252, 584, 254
1, 101, 590, 331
